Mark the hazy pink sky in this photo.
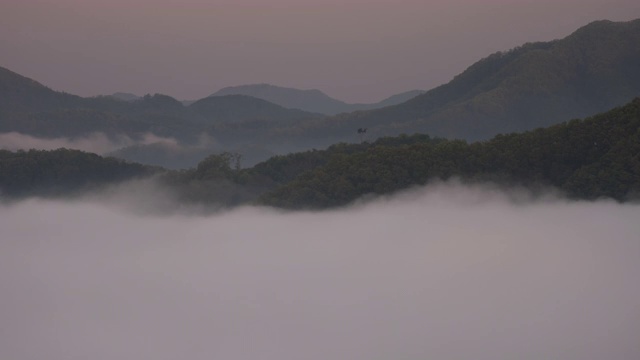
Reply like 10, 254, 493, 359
1, 0, 639, 102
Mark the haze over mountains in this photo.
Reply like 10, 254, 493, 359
3, 96, 639, 208
305, 19, 640, 142
0, 19, 639, 170
113, 87, 425, 115
210, 84, 425, 115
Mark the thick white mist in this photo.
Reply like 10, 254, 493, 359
1, 184, 639, 360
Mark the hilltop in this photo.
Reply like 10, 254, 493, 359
292, 19, 640, 143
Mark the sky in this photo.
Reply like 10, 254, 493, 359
1, 0, 640, 102
1, 183, 640, 360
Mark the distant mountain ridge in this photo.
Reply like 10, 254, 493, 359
0, 66, 325, 168
2, 18, 640, 170
210, 84, 425, 115
3, 98, 638, 207
190, 95, 320, 124
0, 66, 83, 113
305, 19, 640, 142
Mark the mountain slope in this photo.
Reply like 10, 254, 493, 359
0, 148, 157, 198
0, 67, 84, 112
189, 94, 320, 124
301, 19, 640, 143
0, 69, 319, 145
2, 19, 639, 170
259, 98, 640, 209
3, 99, 639, 207
211, 84, 347, 114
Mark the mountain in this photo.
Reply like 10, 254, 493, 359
0, 148, 156, 198
0, 83, 197, 139
0, 66, 84, 113
258, 98, 640, 208
0, 67, 325, 168
2, 19, 639, 170
3, 98, 639, 207
210, 84, 345, 114
0, 69, 318, 142
107, 95, 320, 169
295, 19, 640, 143
123, 97, 640, 208
209, 84, 424, 115
188, 94, 320, 124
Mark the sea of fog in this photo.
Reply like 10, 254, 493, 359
1, 183, 639, 360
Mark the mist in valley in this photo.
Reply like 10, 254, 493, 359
0, 132, 180, 156
1, 183, 639, 360
0, 132, 244, 169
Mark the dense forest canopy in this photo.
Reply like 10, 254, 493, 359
0, 148, 156, 198
258, 98, 640, 208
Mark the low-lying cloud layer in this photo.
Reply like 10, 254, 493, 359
0, 132, 179, 155
1, 184, 639, 360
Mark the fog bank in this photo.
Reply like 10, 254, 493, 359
0, 132, 179, 155
1, 185, 639, 360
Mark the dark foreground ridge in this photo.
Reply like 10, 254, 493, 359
0, 148, 157, 198
1, 98, 639, 209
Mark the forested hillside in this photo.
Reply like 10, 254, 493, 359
155, 98, 640, 209
284, 19, 640, 144
0, 149, 156, 198
210, 84, 424, 115
259, 98, 640, 208
2, 99, 639, 208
